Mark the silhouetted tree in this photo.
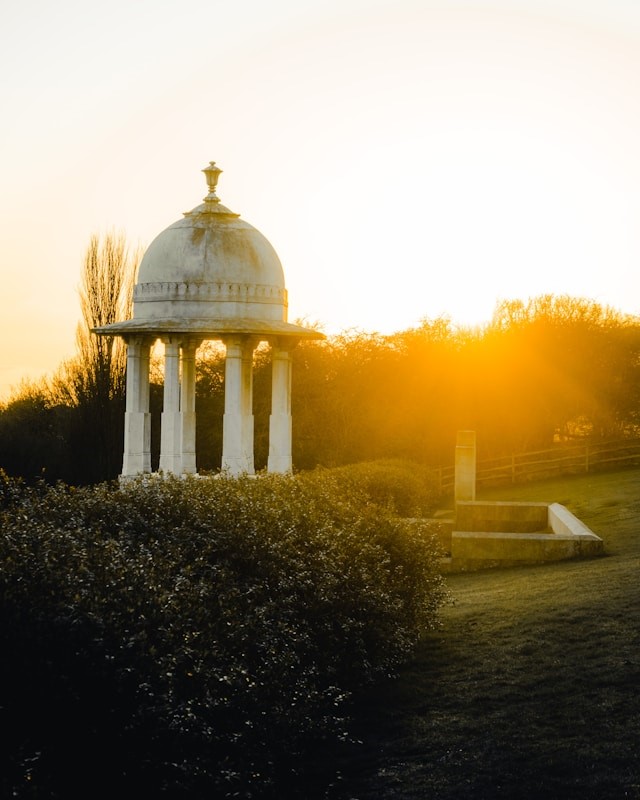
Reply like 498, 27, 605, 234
480, 296, 640, 447
0, 381, 73, 482
2, 290, 639, 481
51, 232, 139, 482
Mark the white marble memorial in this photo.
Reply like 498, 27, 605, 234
95, 162, 322, 477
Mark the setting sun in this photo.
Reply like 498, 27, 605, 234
1, 0, 640, 396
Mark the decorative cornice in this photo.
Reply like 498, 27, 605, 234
134, 281, 287, 304
93, 317, 325, 341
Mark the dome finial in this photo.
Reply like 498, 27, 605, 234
202, 161, 222, 205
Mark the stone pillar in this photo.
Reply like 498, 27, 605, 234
241, 338, 257, 473
222, 336, 255, 475
160, 337, 182, 474
180, 338, 199, 475
122, 336, 152, 476
268, 339, 294, 473
455, 430, 477, 502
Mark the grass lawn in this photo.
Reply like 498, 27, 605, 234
334, 468, 640, 800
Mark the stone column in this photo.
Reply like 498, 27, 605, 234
455, 430, 477, 502
122, 336, 152, 476
159, 337, 182, 474
180, 338, 199, 475
241, 338, 257, 474
268, 339, 294, 473
222, 336, 255, 475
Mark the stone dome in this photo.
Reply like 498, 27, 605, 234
133, 162, 287, 326
95, 161, 322, 341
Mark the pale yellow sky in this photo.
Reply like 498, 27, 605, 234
1, 0, 640, 399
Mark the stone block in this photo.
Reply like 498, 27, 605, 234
456, 500, 549, 533
447, 500, 603, 571
452, 530, 578, 562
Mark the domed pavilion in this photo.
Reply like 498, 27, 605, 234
95, 161, 323, 477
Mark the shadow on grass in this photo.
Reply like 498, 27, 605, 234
330, 469, 640, 800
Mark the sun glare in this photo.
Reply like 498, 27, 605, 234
1, 1, 640, 397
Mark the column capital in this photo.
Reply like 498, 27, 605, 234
124, 334, 156, 348
181, 336, 203, 352
269, 336, 299, 353
222, 334, 244, 355
223, 333, 259, 343
223, 334, 260, 358
160, 334, 183, 346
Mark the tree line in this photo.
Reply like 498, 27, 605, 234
1, 234, 639, 485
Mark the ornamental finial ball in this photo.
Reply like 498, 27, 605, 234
202, 161, 222, 204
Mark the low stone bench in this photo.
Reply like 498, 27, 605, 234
443, 500, 603, 571
455, 500, 549, 533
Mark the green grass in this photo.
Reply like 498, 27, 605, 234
333, 468, 640, 800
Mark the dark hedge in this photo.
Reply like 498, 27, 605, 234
319, 459, 442, 517
0, 469, 447, 798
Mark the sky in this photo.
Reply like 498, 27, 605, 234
1, 0, 640, 399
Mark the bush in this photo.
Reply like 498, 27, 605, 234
320, 459, 442, 517
0, 473, 447, 798
0, 467, 25, 510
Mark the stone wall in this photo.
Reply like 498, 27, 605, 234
443, 500, 603, 571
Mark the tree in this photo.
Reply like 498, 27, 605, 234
0, 380, 73, 482
53, 232, 139, 482
77, 232, 135, 401
461, 295, 640, 451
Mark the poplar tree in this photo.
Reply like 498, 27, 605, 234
60, 232, 139, 481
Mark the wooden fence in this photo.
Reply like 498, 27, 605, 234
437, 438, 640, 494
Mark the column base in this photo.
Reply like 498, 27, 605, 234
160, 411, 183, 475
222, 412, 255, 476
267, 412, 293, 473
122, 411, 151, 476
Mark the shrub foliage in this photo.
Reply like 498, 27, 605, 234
320, 459, 442, 517
0, 470, 447, 798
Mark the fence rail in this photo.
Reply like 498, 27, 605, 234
437, 438, 640, 494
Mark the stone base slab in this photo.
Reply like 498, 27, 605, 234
440, 500, 603, 572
